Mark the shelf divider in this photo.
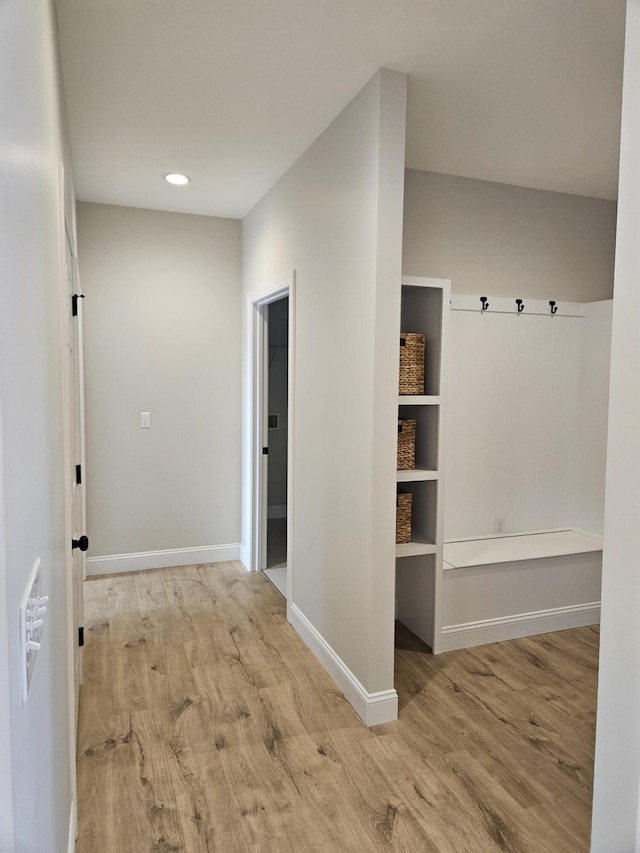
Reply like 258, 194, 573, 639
395, 541, 438, 558
398, 395, 440, 405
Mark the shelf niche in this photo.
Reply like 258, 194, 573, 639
400, 284, 444, 397
396, 479, 437, 553
396, 554, 435, 650
397, 404, 439, 474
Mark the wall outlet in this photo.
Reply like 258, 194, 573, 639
140, 412, 151, 429
495, 517, 506, 534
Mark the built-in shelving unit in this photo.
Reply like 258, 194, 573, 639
395, 275, 450, 652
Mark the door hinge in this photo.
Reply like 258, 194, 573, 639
78, 626, 84, 647
262, 447, 269, 455
75, 464, 82, 485
72, 293, 85, 316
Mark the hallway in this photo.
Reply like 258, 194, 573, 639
77, 562, 597, 852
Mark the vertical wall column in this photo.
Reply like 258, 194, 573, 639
591, 1, 640, 848
242, 69, 407, 723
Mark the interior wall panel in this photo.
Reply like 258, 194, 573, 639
444, 309, 582, 539
573, 301, 613, 535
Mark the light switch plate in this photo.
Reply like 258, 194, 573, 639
140, 412, 151, 429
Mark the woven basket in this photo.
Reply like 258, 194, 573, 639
396, 491, 412, 544
397, 419, 416, 470
399, 333, 425, 395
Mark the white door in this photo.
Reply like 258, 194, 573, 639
63, 222, 86, 715
57, 164, 87, 833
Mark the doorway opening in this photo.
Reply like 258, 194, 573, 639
263, 296, 289, 596
248, 271, 295, 604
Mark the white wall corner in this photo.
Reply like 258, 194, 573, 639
85, 544, 241, 576
288, 603, 398, 726
0, 420, 14, 851
591, 3, 640, 849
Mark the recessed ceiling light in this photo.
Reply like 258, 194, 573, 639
163, 172, 191, 186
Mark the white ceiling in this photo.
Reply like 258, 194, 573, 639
55, 0, 626, 220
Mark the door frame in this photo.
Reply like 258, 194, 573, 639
246, 271, 295, 604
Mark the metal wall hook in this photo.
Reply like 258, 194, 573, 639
516, 299, 524, 313
480, 296, 489, 311
549, 300, 558, 315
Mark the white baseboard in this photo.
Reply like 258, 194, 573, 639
438, 601, 601, 652
86, 544, 241, 576
67, 800, 76, 853
238, 544, 249, 571
288, 603, 397, 726
267, 504, 287, 520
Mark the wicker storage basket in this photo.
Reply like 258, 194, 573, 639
399, 333, 425, 395
397, 419, 416, 470
396, 491, 412, 544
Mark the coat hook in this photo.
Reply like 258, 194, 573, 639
516, 299, 524, 313
549, 300, 558, 315
480, 296, 489, 311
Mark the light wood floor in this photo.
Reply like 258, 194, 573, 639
77, 562, 598, 852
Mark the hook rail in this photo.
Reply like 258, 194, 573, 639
449, 294, 585, 318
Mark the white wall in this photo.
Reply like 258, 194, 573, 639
445, 309, 582, 538
0, 1, 75, 849
403, 170, 617, 301
77, 203, 242, 561
242, 69, 407, 698
591, 1, 640, 848
574, 301, 613, 536
444, 303, 612, 540
0, 383, 13, 850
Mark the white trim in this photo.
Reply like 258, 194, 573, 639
67, 800, 77, 853
267, 504, 287, 519
239, 544, 249, 570
402, 275, 451, 289
289, 604, 398, 726
438, 601, 601, 652
85, 544, 241, 576
450, 294, 585, 318
285, 279, 296, 606
246, 272, 293, 308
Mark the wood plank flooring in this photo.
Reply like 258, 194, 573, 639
77, 562, 598, 852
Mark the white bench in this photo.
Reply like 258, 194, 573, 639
439, 529, 603, 652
